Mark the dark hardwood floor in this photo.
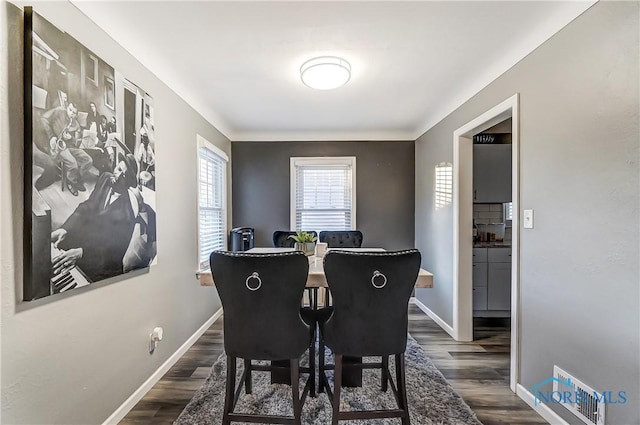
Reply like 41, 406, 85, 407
120, 303, 545, 424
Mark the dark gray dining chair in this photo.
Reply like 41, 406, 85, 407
319, 230, 363, 248
273, 230, 318, 248
317, 249, 421, 425
210, 250, 317, 425
317, 230, 364, 307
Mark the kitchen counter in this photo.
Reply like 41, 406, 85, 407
474, 243, 511, 248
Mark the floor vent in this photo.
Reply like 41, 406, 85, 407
553, 366, 605, 425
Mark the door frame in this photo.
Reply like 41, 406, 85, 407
452, 93, 520, 391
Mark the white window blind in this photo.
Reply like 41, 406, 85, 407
291, 157, 356, 231
504, 202, 513, 221
435, 162, 453, 210
198, 141, 227, 270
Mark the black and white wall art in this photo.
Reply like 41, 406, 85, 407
24, 8, 157, 301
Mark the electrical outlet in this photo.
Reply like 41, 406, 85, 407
149, 327, 163, 354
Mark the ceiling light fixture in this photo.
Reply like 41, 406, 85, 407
300, 56, 351, 90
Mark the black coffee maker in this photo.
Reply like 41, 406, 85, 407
229, 227, 254, 251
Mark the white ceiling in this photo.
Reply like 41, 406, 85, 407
71, 1, 595, 142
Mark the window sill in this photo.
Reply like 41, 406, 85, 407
196, 270, 214, 286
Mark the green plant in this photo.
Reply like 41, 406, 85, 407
288, 231, 317, 243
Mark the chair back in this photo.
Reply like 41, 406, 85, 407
210, 251, 310, 360
319, 230, 363, 248
273, 230, 318, 248
323, 249, 421, 356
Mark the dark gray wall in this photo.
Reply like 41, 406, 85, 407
232, 141, 415, 250
415, 2, 639, 423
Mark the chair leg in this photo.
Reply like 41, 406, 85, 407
318, 333, 326, 393
332, 354, 342, 425
381, 355, 389, 392
312, 288, 318, 310
305, 288, 318, 309
395, 353, 410, 425
309, 327, 316, 398
223, 355, 236, 425
244, 358, 252, 394
290, 358, 302, 425
323, 289, 331, 307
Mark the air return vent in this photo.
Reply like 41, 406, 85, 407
553, 366, 605, 425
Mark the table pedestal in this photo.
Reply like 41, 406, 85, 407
271, 357, 363, 387
341, 356, 363, 387
270, 360, 291, 384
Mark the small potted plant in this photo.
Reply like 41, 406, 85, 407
289, 231, 317, 256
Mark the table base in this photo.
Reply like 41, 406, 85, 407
271, 356, 363, 387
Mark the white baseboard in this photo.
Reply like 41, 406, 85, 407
410, 297, 456, 339
412, 299, 557, 423
516, 383, 569, 425
102, 308, 223, 425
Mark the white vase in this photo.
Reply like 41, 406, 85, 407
294, 242, 316, 256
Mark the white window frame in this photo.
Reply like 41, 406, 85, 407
434, 161, 453, 210
504, 202, 513, 226
197, 135, 229, 271
290, 156, 356, 231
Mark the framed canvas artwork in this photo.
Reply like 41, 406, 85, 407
23, 7, 158, 301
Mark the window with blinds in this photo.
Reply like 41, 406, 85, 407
435, 162, 453, 210
290, 157, 356, 231
197, 137, 228, 270
504, 202, 513, 221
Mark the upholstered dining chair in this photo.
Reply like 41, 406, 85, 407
210, 250, 316, 425
273, 230, 320, 309
318, 230, 363, 248
272, 230, 318, 248
317, 249, 421, 425
317, 230, 364, 307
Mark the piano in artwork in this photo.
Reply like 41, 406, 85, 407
25, 189, 90, 301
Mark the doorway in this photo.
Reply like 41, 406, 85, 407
452, 94, 520, 392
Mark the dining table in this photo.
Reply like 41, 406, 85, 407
199, 247, 434, 288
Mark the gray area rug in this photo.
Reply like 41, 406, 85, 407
174, 335, 482, 424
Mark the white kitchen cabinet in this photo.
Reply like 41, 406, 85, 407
472, 262, 488, 288
473, 286, 488, 311
472, 249, 488, 311
488, 262, 511, 310
473, 247, 511, 316
472, 248, 488, 262
473, 144, 512, 203
488, 247, 511, 262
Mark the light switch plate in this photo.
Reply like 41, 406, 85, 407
523, 209, 534, 229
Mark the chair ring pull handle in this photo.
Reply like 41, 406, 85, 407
371, 270, 387, 289
245, 272, 262, 291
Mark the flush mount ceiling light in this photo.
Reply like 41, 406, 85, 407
300, 56, 351, 90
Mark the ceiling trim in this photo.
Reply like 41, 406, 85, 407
230, 130, 417, 142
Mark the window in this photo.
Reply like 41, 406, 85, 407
290, 157, 356, 231
434, 162, 453, 210
504, 202, 513, 221
197, 135, 228, 270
